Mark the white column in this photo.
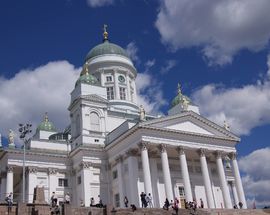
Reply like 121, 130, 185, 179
149, 158, 160, 207
199, 149, 215, 208
113, 70, 120, 99
178, 147, 193, 202
230, 153, 247, 209
80, 161, 92, 207
230, 181, 239, 206
6, 166, 14, 196
27, 167, 38, 203
139, 142, 153, 198
160, 144, 174, 202
127, 149, 140, 206
48, 168, 58, 203
215, 151, 232, 209
116, 155, 125, 208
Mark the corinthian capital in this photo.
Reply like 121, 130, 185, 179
158, 144, 167, 153
177, 146, 185, 155
138, 142, 149, 151
27, 166, 38, 174
215, 150, 224, 159
229, 152, 237, 160
6, 165, 14, 173
80, 161, 91, 169
48, 168, 57, 175
198, 148, 207, 157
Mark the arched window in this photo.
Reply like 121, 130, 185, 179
90, 112, 100, 131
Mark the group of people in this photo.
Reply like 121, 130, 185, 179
90, 195, 104, 208
140, 192, 153, 208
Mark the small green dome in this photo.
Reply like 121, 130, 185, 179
171, 94, 192, 107
75, 73, 98, 87
85, 40, 129, 61
37, 113, 57, 132
171, 84, 192, 108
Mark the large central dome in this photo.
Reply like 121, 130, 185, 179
85, 40, 129, 61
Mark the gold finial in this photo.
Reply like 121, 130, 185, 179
177, 83, 182, 95
103, 24, 108, 41
44, 112, 49, 122
83, 61, 89, 75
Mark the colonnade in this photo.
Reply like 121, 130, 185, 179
117, 142, 247, 209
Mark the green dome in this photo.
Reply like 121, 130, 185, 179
171, 94, 192, 107
37, 114, 57, 132
85, 40, 129, 61
75, 73, 98, 87
171, 84, 192, 108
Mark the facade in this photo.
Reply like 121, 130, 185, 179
0, 29, 247, 209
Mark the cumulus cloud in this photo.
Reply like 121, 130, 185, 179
144, 59, 156, 73
136, 72, 167, 114
160, 60, 177, 74
0, 61, 80, 144
0, 59, 167, 144
87, 0, 114, 8
155, 0, 270, 66
126, 42, 140, 64
192, 54, 270, 136
239, 147, 270, 208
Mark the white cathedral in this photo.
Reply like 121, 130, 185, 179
0, 28, 247, 209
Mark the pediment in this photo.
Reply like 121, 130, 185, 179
140, 111, 239, 141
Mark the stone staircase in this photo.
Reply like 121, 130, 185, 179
110, 208, 270, 215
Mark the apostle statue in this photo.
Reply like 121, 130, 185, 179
8, 129, 15, 146
224, 120, 230, 131
181, 97, 189, 111
139, 105, 146, 121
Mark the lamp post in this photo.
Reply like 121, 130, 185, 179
18, 123, 32, 203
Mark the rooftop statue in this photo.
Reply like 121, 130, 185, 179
8, 129, 15, 146
139, 105, 146, 121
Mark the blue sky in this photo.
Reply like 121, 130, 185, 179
0, 0, 270, 207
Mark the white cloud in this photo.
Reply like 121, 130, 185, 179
87, 0, 114, 8
126, 42, 140, 64
160, 60, 177, 74
239, 147, 270, 208
0, 61, 80, 143
136, 72, 167, 114
155, 0, 270, 66
192, 54, 270, 136
144, 59, 156, 73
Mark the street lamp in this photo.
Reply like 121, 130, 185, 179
18, 123, 32, 203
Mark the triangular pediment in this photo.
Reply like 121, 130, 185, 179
140, 111, 239, 141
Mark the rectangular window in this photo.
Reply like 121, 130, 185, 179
178, 187, 185, 197
77, 176, 81, 185
58, 178, 68, 187
119, 87, 126, 100
112, 170, 118, 179
106, 87, 114, 100
115, 193, 120, 207
106, 76, 112, 82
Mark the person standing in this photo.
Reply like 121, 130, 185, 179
51, 192, 58, 207
5, 193, 13, 213
146, 193, 153, 208
200, 198, 204, 208
173, 198, 179, 214
124, 196, 129, 208
65, 192, 70, 204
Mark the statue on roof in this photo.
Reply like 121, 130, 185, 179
224, 120, 230, 131
139, 105, 146, 121
182, 97, 189, 111
8, 129, 15, 146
